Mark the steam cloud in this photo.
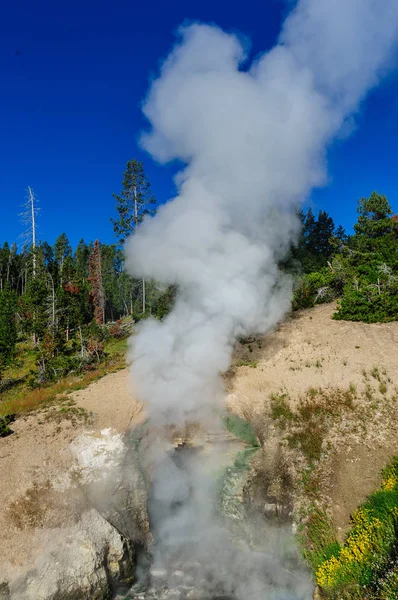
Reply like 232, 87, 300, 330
125, 0, 398, 597
127, 0, 398, 425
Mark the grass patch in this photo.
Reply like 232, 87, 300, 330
271, 386, 356, 465
315, 457, 398, 599
0, 342, 126, 418
299, 503, 340, 573
235, 359, 258, 368
268, 378, 398, 599
270, 392, 295, 426
2, 342, 36, 380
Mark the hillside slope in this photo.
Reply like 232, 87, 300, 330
1, 303, 397, 588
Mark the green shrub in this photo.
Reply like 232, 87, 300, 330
235, 359, 258, 368
133, 312, 151, 323
316, 457, 398, 598
299, 505, 341, 572
0, 284, 17, 365
334, 284, 398, 323
270, 393, 295, 422
293, 270, 337, 310
0, 414, 15, 437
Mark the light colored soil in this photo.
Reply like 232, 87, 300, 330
0, 367, 141, 572
328, 443, 397, 541
227, 302, 398, 536
70, 368, 142, 431
228, 302, 398, 411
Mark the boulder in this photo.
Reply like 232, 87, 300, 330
1, 428, 150, 599
6, 509, 133, 600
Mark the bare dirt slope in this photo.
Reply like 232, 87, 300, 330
229, 302, 398, 409
228, 302, 398, 538
70, 367, 142, 431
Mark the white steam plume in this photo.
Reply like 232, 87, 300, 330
125, 0, 398, 595
127, 0, 398, 426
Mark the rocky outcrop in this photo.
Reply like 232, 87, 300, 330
6, 509, 133, 600
1, 428, 149, 600
70, 428, 150, 547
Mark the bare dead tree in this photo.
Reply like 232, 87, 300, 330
19, 186, 39, 278
89, 240, 105, 325
19, 187, 40, 344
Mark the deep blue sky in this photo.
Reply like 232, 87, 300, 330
1, 0, 397, 249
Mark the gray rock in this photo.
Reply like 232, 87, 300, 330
7, 509, 133, 600
75, 431, 150, 546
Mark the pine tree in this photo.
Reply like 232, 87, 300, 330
21, 247, 48, 342
54, 233, 72, 285
0, 284, 17, 371
75, 239, 90, 281
334, 225, 347, 242
304, 208, 316, 253
101, 244, 121, 321
88, 240, 105, 325
111, 159, 157, 314
20, 187, 39, 278
0, 243, 10, 291
354, 192, 394, 238
111, 159, 156, 243
313, 210, 335, 257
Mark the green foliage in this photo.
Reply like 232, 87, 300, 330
293, 270, 338, 310
285, 208, 338, 274
21, 273, 48, 340
235, 359, 258, 368
53, 233, 72, 283
316, 457, 398, 598
0, 284, 17, 366
333, 194, 398, 322
153, 285, 177, 320
0, 414, 15, 437
271, 387, 356, 465
334, 283, 398, 323
270, 393, 295, 422
299, 505, 341, 573
111, 158, 156, 243
291, 192, 397, 322
354, 192, 394, 239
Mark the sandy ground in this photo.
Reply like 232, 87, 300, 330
229, 302, 398, 410
70, 368, 142, 431
1, 302, 397, 570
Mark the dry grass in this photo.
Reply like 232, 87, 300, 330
6, 481, 53, 530
261, 371, 398, 578
0, 347, 126, 417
